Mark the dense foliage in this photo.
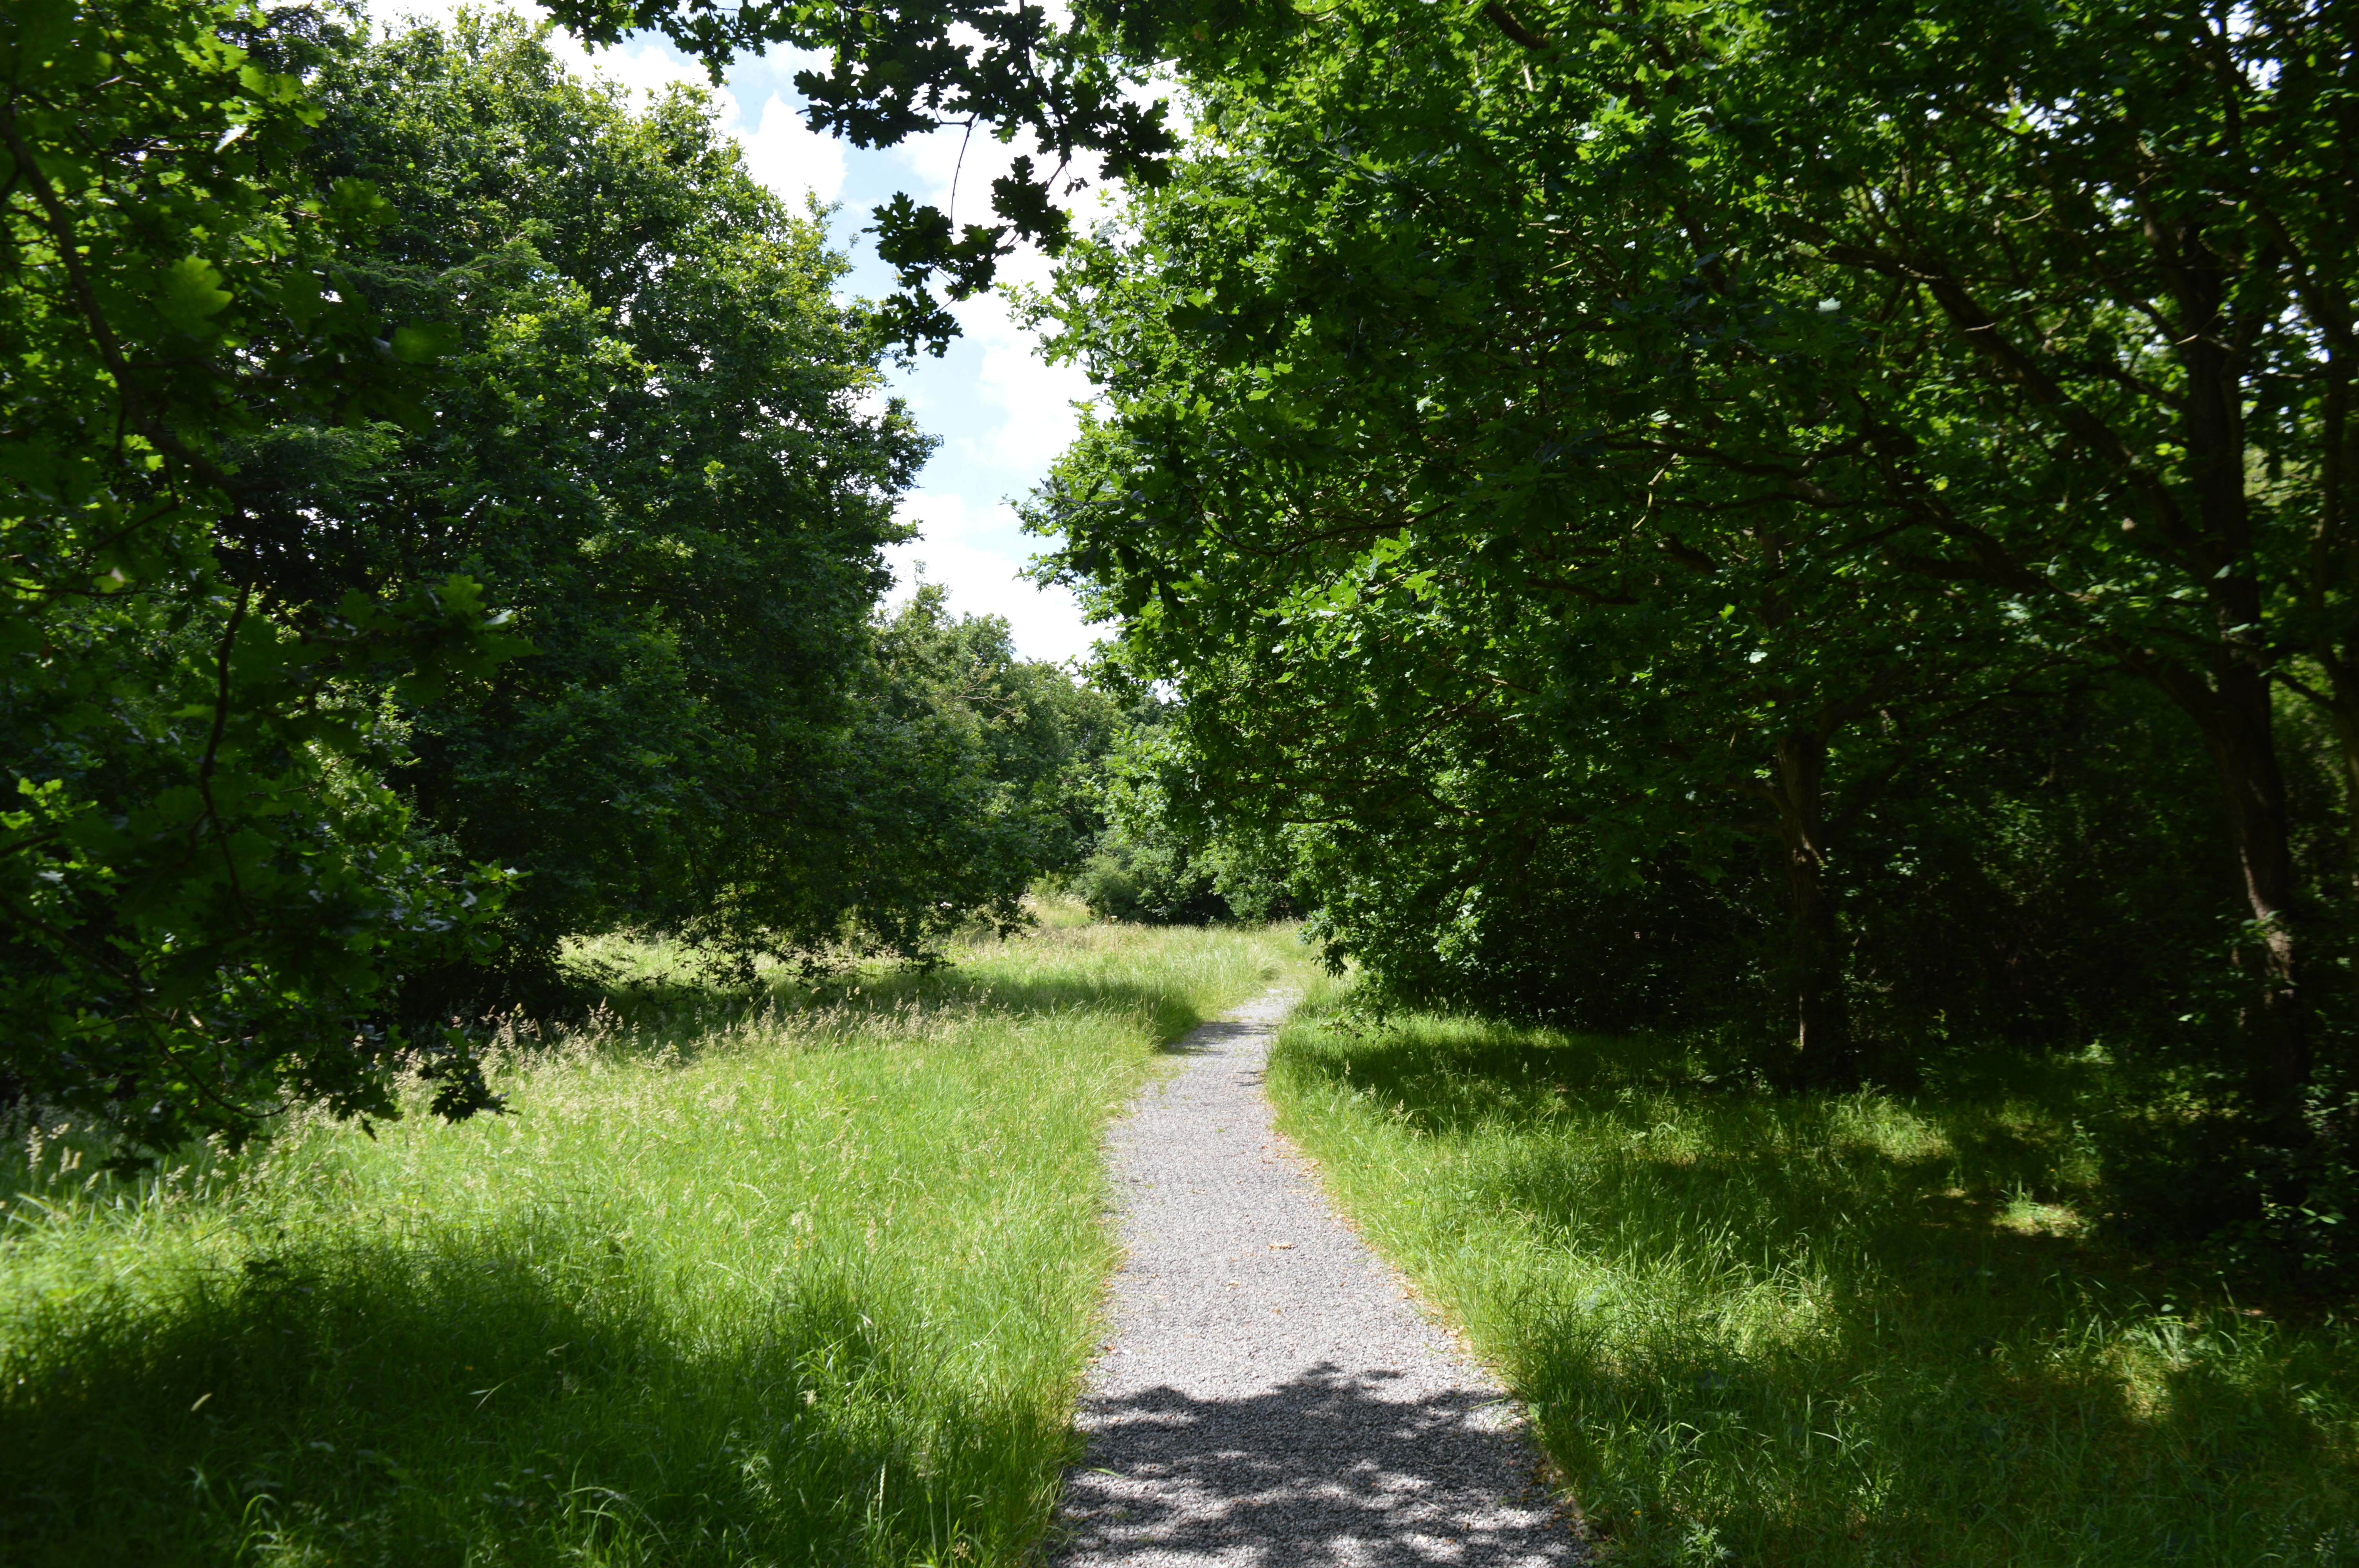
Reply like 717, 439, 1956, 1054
1054, 699, 1297, 925
1, 0, 520, 1150
283, 16, 945, 998
547, 0, 1184, 349
848, 583, 1127, 959
1015, 0, 2359, 1275
20, 0, 2359, 1281
3, 1, 1118, 1152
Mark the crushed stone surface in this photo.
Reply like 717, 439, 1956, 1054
1053, 988, 1579, 1568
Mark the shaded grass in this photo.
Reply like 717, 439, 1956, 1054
1, 919, 1316, 1567
1268, 988, 2359, 1567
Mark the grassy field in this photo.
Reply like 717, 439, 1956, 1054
1268, 983, 2359, 1567
0, 914, 1314, 1567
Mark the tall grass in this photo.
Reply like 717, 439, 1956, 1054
1, 917, 1314, 1566
1269, 986, 2359, 1567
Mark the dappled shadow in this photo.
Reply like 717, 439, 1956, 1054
1160, 1017, 1277, 1058
1275, 1020, 2359, 1565
0, 1222, 1061, 1567
1057, 1363, 1570, 1567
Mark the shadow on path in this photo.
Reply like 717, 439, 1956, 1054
1059, 1363, 1569, 1568
1155, 1018, 1270, 1058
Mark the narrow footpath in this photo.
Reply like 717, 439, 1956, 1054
1054, 988, 1578, 1568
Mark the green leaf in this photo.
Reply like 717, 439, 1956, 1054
154, 257, 232, 332
391, 320, 459, 363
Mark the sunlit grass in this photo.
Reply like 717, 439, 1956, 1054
1268, 986, 2359, 1567
0, 915, 1316, 1566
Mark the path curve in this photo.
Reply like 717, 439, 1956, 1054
1053, 987, 1577, 1568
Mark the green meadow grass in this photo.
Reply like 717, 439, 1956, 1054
1268, 985, 2359, 1567
0, 915, 1314, 1567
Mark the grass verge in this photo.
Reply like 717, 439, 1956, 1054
1267, 987, 2359, 1567
1, 917, 1313, 1567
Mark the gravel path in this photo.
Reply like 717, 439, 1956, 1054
1053, 988, 1577, 1568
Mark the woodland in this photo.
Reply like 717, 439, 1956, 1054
7, 0, 2359, 1333
7, 1, 2359, 1561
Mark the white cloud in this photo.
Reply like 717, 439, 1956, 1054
543, 36, 846, 206
734, 92, 846, 205
885, 492, 1099, 664
939, 294, 1095, 475
540, 29, 698, 102
368, 4, 841, 206
861, 100, 1145, 476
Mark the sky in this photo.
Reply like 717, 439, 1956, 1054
368, 1, 1119, 664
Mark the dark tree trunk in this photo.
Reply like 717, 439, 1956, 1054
1768, 731, 1854, 1088
2175, 247, 2310, 1117
2323, 657, 2359, 897
2322, 340, 2359, 896
2196, 652, 2310, 1114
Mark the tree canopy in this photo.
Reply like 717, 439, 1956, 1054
16, 0, 2359, 1278
2, 0, 520, 1148
286, 15, 941, 993
2, 0, 1123, 1152
1010, 0, 2359, 1265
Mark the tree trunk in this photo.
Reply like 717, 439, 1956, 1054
2198, 653, 2310, 1114
2310, 347, 2359, 897
1768, 731, 1854, 1088
2114, 232, 2315, 1120
2319, 651, 2359, 898
2178, 276, 2309, 1114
